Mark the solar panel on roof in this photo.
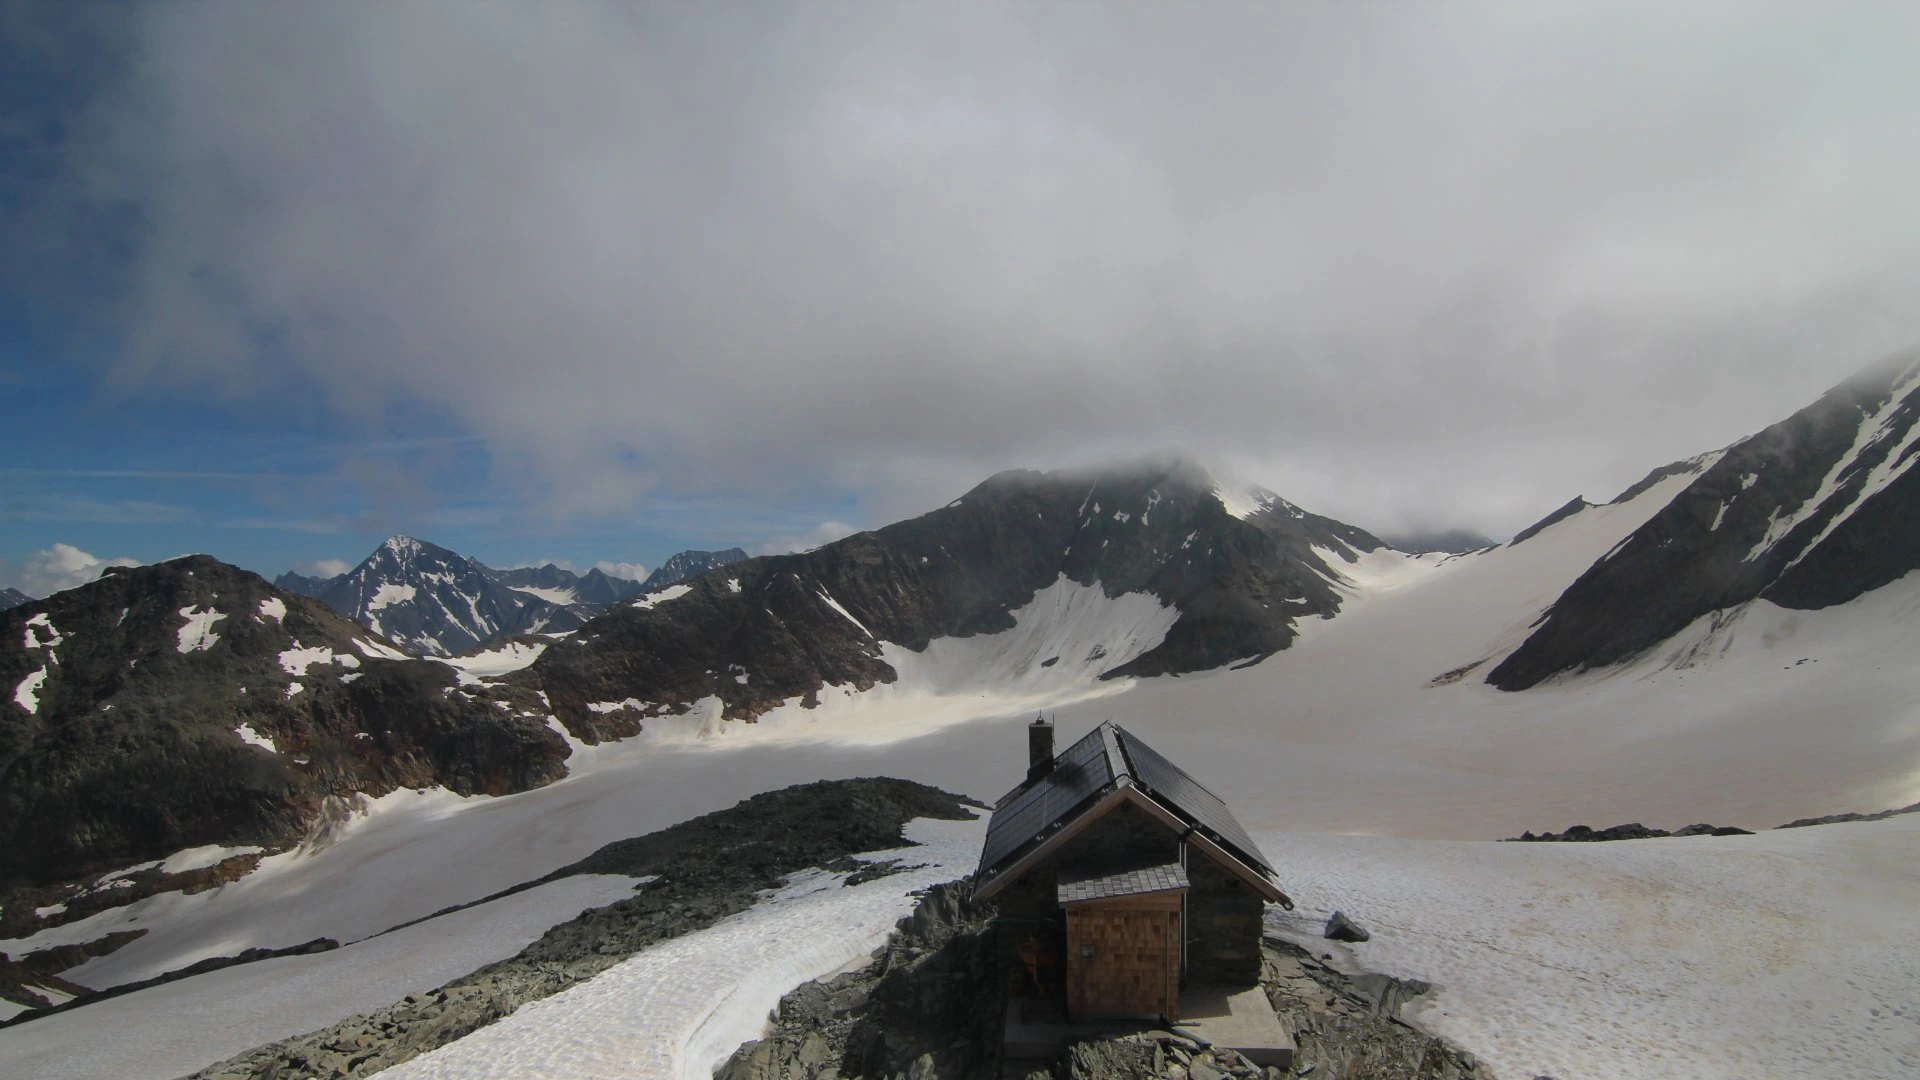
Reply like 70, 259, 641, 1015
976, 725, 1117, 876
1113, 724, 1275, 875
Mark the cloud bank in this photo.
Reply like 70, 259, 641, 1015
20, 2, 1920, 536
3, 543, 141, 598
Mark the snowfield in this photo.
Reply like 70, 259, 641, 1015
1265, 817, 1920, 1080
384, 815, 986, 1080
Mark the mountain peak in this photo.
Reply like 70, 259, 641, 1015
380, 535, 427, 559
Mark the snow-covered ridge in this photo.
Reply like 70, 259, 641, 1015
1738, 366, 1920, 566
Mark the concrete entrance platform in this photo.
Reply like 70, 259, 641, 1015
1002, 986, 1293, 1069
1177, 985, 1296, 1069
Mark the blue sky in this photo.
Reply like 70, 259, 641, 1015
5, 4, 1918, 597
0, 332, 862, 590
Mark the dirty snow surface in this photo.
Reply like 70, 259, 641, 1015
1264, 816, 1920, 1080
0, 876, 641, 1080
385, 815, 985, 1080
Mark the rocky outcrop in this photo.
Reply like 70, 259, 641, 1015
183, 779, 976, 1080
1777, 800, 1920, 829
0, 556, 570, 913
1491, 355, 1920, 690
1261, 936, 1479, 1080
717, 887, 1482, 1080
1506, 496, 1592, 547
535, 458, 1387, 731
1506, 822, 1753, 842
1323, 911, 1371, 942
719, 880, 1005, 1080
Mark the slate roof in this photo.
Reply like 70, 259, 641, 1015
976, 721, 1276, 886
1057, 862, 1189, 905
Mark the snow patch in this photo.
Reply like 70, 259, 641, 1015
277, 643, 338, 677
14, 666, 48, 714
175, 606, 226, 653
353, 638, 412, 661
632, 584, 692, 609
22, 612, 64, 650
435, 640, 548, 684
1210, 478, 1279, 520
235, 724, 277, 752
160, 844, 264, 876
366, 583, 417, 612
587, 698, 647, 714
257, 597, 286, 623
814, 589, 873, 638
509, 585, 578, 606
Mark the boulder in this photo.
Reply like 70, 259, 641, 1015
1324, 911, 1371, 943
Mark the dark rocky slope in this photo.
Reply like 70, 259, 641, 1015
0, 556, 569, 917
1490, 355, 1920, 689
534, 458, 1385, 733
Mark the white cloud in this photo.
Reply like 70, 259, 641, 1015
8, 544, 142, 598
593, 560, 648, 581
22, 3, 1920, 535
300, 558, 352, 578
753, 521, 858, 557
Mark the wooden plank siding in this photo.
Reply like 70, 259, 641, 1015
1065, 903, 1181, 1020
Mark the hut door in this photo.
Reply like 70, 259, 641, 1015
1066, 906, 1180, 1019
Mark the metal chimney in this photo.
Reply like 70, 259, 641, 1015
1027, 715, 1055, 783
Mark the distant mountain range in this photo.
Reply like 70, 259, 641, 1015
271, 542, 748, 657
7, 356, 1920, 945
0, 587, 32, 611
0, 556, 568, 904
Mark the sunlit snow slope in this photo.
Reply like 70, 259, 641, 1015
1054, 459, 1920, 838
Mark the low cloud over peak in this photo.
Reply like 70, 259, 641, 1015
13, 3, 1920, 539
